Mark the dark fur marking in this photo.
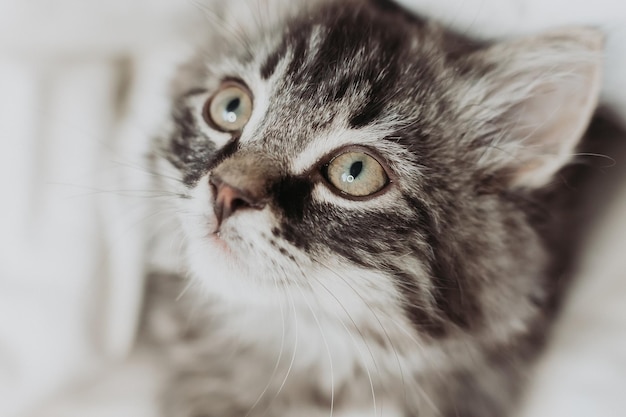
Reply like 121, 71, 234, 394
275, 2, 405, 118
168, 103, 217, 186
349, 81, 390, 128
294, 1, 406, 127
286, 31, 312, 81
168, 98, 240, 186
392, 270, 448, 338
208, 136, 240, 171
271, 176, 314, 222
261, 39, 288, 80
406, 195, 483, 331
428, 244, 482, 330
280, 223, 312, 251
173, 105, 198, 142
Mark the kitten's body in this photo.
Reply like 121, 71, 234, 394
146, 1, 608, 416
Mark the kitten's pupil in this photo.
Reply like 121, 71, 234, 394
224, 98, 241, 123
350, 161, 363, 179
226, 98, 240, 113
342, 161, 363, 183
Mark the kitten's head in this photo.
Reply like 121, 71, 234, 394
157, 0, 602, 342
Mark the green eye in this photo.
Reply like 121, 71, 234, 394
204, 82, 253, 132
325, 151, 389, 197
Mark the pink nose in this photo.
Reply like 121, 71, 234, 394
209, 175, 267, 227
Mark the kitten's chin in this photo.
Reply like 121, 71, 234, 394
185, 238, 282, 307
207, 232, 234, 256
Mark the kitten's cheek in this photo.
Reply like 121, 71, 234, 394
179, 178, 221, 238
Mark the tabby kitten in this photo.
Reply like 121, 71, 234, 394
149, 0, 603, 416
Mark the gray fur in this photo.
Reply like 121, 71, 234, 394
146, 0, 604, 416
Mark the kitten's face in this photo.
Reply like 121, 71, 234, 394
157, 0, 601, 342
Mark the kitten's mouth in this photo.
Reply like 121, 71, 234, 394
208, 230, 232, 254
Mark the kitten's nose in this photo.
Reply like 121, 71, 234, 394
209, 175, 267, 227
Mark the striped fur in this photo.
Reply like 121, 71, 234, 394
148, 0, 603, 416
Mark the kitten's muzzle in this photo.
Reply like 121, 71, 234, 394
209, 152, 279, 230
209, 175, 268, 229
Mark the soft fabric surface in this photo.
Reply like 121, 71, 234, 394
0, 1, 202, 412
0, 1, 624, 416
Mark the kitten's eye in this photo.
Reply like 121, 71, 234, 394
204, 82, 253, 132
324, 151, 389, 197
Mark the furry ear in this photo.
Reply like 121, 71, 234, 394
461, 27, 603, 188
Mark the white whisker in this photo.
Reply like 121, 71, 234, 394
290, 273, 335, 417
244, 269, 288, 417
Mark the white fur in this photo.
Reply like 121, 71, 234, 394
291, 126, 395, 174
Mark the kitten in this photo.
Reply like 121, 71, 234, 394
147, 0, 604, 416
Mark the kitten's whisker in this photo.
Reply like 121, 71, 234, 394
181, 278, 213, 335
569, 152, 616, 168
244, 266, 289, 417
107, 155, 185, 185
378, 315, 445, 415
290, 259, 381, 413
290, 273, 335, 417
316, 260, 409, 404
304, 270, 380, 417
43, 182, 182, 200
110, 206, 179, 247
315, 262, 448, 412
175, 277, 197, 302
264, 278, 299, 416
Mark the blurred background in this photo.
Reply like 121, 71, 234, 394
0, 1, 208, 415
0, 0, 624, 416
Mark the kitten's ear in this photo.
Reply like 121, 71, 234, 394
463, 28, 604, 188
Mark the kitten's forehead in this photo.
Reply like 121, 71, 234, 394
167, 0, 468, 186
228, 0, 427, 160
260, 0, 418, 114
